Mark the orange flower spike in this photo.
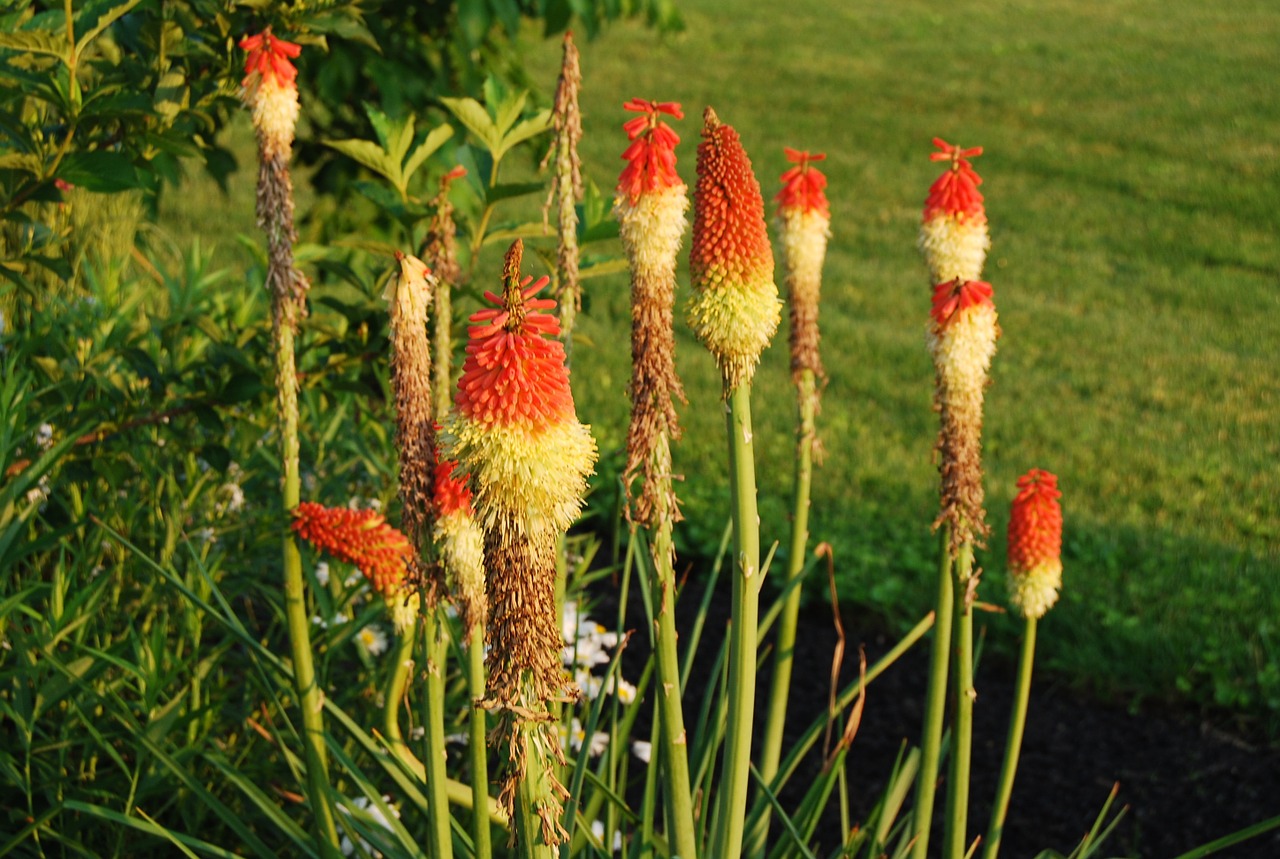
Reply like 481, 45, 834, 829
919, 137, 990, 284
930, 279, 995, 330
776, 148, 830, 220
432, 458, 474, 519
618, 99, 685, 202
240, 29, 302, 88
291, 502, 412, 596
1006, 469, 1064, 619
687, 107, 781, 392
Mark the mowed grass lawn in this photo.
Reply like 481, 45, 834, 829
516, 0, 1280, 722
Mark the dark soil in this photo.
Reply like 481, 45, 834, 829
597, 570, 1280, 858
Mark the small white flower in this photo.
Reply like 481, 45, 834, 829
590, 819, 624, 852
35, 423, 54, 450
367, 497, 383, 512
194, 527, 216, 545
344, 573, 361, 588
357, 625, 388, 657
609, 676, 638, 705
631, 740, 652, 764
332, 612, 349, 626
410, 726, 425, 741
218, 482, 245, 513
445, 732, 469, 745
563, 718, 609, 757
311, 615, 328, 629
575, 669, 603, 700
315, 561, 330, 587
337, 795, 400, 858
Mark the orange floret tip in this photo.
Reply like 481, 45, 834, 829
239, 29, 301, 89
291, 502, 412, 596
776, 148, 830, 219
454, 245, 574, 430
433, 457, 474, 518
924, 137, 985, 222
931, 279, 994, 329
618, 98, 684, 202
1008, 470, 1062, 569
690, 108, 773, 288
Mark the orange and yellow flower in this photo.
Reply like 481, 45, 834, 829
614, 98, 689, 527
291, 502, 420, 629
775, 148, 831, 384
432, 457, 485, 633
239, 29, 301, 160
687, 108, 780, 392
919, 138, 989, 284
1007, 469, 1064, 619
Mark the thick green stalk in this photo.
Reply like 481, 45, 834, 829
383, 618, 418, 759
420, 607, 455, 859
711, 382, 763, 859
750, 367, 818, 857
910, 526, 956, 859
467, 624, 494, 859
275, 320, 342, 857
981, 616, 1036, 859
514, 709, 558, 859
943, 541, 976, 859
647, 433, 698, 859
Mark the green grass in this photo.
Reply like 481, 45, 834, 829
514, 0, 1280, 722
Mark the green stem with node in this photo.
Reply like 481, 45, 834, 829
982, 615, 1036, 859
646, 432, 698, 859
467, 624, 494, 859
419, 606, 455, 859
711, 381, 764, 859
943, 541, 976, 859
751, 366, 819, 857
275, 319, 342, 858
911, 525, 956, 859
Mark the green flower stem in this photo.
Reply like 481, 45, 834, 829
420, 606, 455, 859
383, 617, 418, 759
751, 367, 819, 857
648, 433, 698, 859
981, 616, 1036, 859
275, 319, 342, 858
514, 711, 558, 859
467, 624, 493, 859
910, 525, 956, 859
711, 382, 764, 859
943, 541, 976, 859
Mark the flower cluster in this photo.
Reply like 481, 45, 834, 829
615, 97, 689, 527
1007, 469, 1064, 619
919, 138, 989, 284
239, 30, 301, 161
290, 502, 419, 631
687, 107, 781, 393
432, 457, 485, 633
775, 147, 832, 385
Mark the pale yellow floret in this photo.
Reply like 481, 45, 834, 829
385, 590, 421, 634
777, 209, 831, 306
686, 277, 781, 392
919, 214, 990, 284
435, 509, 485, 628
929, 303, 999, 411
615, 186, 689, 282
443, 415, 598, 541
1009, 559, 1063, 620
246, 76, 299, 160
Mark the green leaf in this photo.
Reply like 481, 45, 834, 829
152, 69, 188, 123
0, 153, 43, 174
322, 137, 397, 183
482, 220, 551, 246
363, 102, 396, 151
387, 114, 415, 168
74, 0, 144, 60
494, 109, 552, 161
401, 124, 454, 187
0, 30, 67, 61
440, 96, 499, 154
58, 150, 140, 192
492, 88, 528, 138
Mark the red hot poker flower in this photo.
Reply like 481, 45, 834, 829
618, 99, 684, 202
239, 29, 302, 89
924, 138, 985, 222
776, 148, 830, 219
432, 457, 474, 519
1007, 469, 1064, 619
291, 502, 412, 596
454, 267, 574, 430
931, 279, 994, 330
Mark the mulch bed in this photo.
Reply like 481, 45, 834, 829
597, 569, 1280, 858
